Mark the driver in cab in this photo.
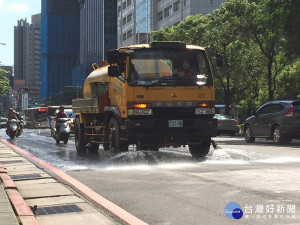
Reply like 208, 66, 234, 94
177, 59, 196, 76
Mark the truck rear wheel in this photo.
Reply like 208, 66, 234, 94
87, 144, 99, 152
74, 118, 87, 153
189, 137, 211, 159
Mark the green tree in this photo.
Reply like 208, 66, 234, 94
204, 6, 263, 114
284, 0, 300, 56
230, 0, 291, 101
0, 68, 10, 96
276, 58, 300, 99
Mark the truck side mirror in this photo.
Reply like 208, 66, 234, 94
216, 53, 223, 67
108, 66, 120, 77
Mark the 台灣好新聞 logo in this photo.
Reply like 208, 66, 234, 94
225, 202, 243, 219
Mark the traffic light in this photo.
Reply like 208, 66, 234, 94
34, 102, 38, 105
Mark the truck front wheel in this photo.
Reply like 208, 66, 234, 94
74, 118, 87, 153
109, 117, 120, 155
189, 137, 211, 159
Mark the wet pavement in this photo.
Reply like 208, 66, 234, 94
1, 128, 300, 225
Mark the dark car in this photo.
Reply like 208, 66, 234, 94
244, 100, 300, 144
214, 114, 239, 136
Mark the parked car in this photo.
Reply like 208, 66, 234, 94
214, 114, 239, 136
0, 117, 8, 129
244, 100, 300, 144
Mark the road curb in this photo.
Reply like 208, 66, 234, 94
0, 138, 149, 225
0, 172, 18, 190
0, 160, 40, 225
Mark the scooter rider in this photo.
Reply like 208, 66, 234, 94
7, 108, 17, 120
55, 105, 67, 132
6, 108, 20, 134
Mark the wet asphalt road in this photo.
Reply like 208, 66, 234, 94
1, 128, 300, 225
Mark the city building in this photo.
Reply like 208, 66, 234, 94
14, 14, 41, 101
40, 0, 80, 99
117, 0, 224, 47
72, 0, 117, 87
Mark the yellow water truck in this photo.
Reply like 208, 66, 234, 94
72, 41, 219, 158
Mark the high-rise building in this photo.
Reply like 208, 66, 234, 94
40, 0, 80, 99
14, 14, 41, 101
117, 0, 224, 47
72, 0, 117, 87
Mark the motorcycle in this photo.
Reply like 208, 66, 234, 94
6, 119, 20, 139
16, 120, 24, 137
51, 118, 71, 144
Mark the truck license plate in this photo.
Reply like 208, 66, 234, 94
168, 120, 183, 127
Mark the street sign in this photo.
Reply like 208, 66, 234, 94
22, 93, 28, 110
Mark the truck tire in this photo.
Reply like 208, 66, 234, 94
103, 143, 110, 151
120, 141, 129, 152
87, 144, 99, 152
108, 117, 121, 155
189, 137, 211, 159
74, 118, 87, 153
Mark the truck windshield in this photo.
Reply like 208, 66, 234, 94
129, 49, 212, 86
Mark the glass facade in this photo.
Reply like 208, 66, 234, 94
79, 0, 117, 65
136, 0, 151, 44
40, 0, 80, 99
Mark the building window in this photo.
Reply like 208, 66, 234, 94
208, 0, 213, 4
127, 29, 133, 38
164, 5, 172, 18
184, 0, 187, 7
118, 6, 121, 17
174, 0, 180, 12
127, 0, 132, 7
157, 11, 163, 21
123, 17, 127, 25
122, 1, 126, 10
127, 13, 132, 23
122, 33, 127, 41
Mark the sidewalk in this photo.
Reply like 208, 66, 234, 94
0, 139, 148, 225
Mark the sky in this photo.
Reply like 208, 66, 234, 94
0, 0, 41, 66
